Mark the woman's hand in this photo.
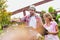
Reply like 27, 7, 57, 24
48, 32, 58, 35
48, 25, 59, 35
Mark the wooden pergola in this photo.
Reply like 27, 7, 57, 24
12, 0, 53, 16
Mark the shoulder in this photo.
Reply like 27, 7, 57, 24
51, 21, 57, 25
51, 21, 58, 26
35, 15, 41, 19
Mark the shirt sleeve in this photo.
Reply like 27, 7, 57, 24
20, 16, 26, 22
53, 21, 58, 27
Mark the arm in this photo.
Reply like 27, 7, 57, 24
50, 25, 59, 34
48, 24, 59, 35
11, 16, 26, 22
36, 16, 43, 28
36, 16, 43, 33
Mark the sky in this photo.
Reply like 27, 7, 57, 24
6, 0, 43, 12
6, 0, 60, 19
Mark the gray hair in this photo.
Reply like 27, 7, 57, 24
29, 5, 36, 11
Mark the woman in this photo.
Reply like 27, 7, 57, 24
43, 13, 59, 40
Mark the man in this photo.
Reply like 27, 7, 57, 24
20, 5, 43, 32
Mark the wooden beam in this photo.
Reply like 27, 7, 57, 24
57, 10, 60, 12
33, 0, 53, 6
12, 0, 53, 15
12, 7, 29, 15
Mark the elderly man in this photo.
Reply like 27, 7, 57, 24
0, 27, 43, 40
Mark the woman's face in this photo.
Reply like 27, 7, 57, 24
44, 16, 49, 22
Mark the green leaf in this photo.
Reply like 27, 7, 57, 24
48, 7, 54, 13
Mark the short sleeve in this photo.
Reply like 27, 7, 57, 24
52, 21, 58, 27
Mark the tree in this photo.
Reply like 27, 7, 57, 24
0, 0, 11, 30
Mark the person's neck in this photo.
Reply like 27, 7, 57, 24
46, 21, 51, 25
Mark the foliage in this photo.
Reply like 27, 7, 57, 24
56, 14, 60, 20
40, 10, 46, 24
48, 7, 57, 22
0, 0, 11, 30
48, 7, 55, 13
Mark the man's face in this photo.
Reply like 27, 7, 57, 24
29, 9, 35, 16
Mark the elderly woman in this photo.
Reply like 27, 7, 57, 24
0, 26, 43, 40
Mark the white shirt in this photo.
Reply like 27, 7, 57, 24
29, 16, 37, 29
